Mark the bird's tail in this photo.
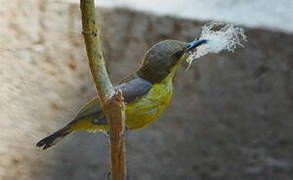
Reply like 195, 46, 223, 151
36, 127, 71, 150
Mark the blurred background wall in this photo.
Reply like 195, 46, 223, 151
0, 0, 292, 180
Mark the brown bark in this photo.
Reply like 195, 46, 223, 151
80, 1, 127, 179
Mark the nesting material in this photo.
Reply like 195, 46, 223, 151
187, 22, 247, 64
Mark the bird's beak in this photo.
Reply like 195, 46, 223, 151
186, 39, 207, 51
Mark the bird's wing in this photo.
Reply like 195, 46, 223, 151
68, 97, 106, 126
115, 76, 152, 103
70, 76, 152, 126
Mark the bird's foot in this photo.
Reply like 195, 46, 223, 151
104, 131, 109, 137
125, 125, 130, 136
107, 172, 132, 180
105, 126, 129, 136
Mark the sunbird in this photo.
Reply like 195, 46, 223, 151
36, 39, 207, 149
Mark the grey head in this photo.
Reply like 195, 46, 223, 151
136, 39, 207, 83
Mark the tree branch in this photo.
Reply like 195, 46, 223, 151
80, 0, 127, 179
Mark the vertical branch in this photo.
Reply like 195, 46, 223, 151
80, 0, 114, 101
80, 0, 127, 180
105, 90, 127, 180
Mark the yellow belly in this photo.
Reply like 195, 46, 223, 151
125, 77, 173, 130
69, 76, 173, 132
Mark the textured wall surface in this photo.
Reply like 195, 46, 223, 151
0, 1, 292, 180
65, 0, 293, 33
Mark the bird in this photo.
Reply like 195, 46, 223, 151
36, 39, 207, 150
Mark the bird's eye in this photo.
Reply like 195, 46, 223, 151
172, 50, 184, 59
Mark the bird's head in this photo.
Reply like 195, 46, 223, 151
137, 39, 206, 83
